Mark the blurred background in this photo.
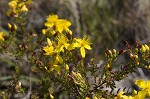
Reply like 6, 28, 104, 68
0, 0, 150, 98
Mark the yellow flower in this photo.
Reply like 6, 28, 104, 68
134, 90, 147, 99
43, 38, 54, 55
55, 54, 63, 64
21, 5, 28, 12
55, 19, 71, 33
144, 44, 149, 52
114, 91, 129, 99
8, 0, 18, 9
44, 15, 71, 34
53, 64, 61, 75
135, 79, 150, 97
47, 64, 61, 75
133, 90, 137, 95
7, 0, 30, 17
56, 34, 70, 52
0, 32, 5, 41
45, 15, 58, 28
74, 36, 92, 58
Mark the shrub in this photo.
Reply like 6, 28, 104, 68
0, 0, 150, 99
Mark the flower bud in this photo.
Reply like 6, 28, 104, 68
135, 48, 138, 53
130, 53, 133, 58
146, 65, 150, 69
134, 55, 138, 59
68, 30, 72, 35
21, 5, 28, 12
113, 49, 117, 54
108, 50, 112, 55
135, 62, 139, 65
14, 24, 17, 30
65, 64, 69, 71
15, 82, 22, 90
106, 64, 110, 69
106, 64, 112, 70
140, 45, 146, 53
133, 90, 137, 94
42, 29, 46, 34
94, 96, 98, 99
50, 94, 54, 99
144, 44, 149, 52
85, 97, 90, 99
8, 23, 12, 29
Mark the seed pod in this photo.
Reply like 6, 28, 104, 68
118, 49, 126, 55
134, 40, 139, 47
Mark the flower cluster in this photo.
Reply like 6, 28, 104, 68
114, 79, 150, 99
42, 15, 92, 74
128, 43, 149, 68
7, 0, 31, 17
42, 15, 72, 35
1, 0, 149, 98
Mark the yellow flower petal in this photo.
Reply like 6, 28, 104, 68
56, 55, 63, 64
21, 5, 28, 12
54, 65, 61, 75
45, 15, 58, 27
47, 38, 52, 46
43, 46, 54, 55
73, 43, 81, 48
80, 47, 85, 58
135, 80, 146, 89
8, 1, 17, 8
84, 45, 92, 50
0, 32, 5, 41
137, 90, 147, 99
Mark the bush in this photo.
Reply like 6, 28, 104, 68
0, 0, 150, 99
